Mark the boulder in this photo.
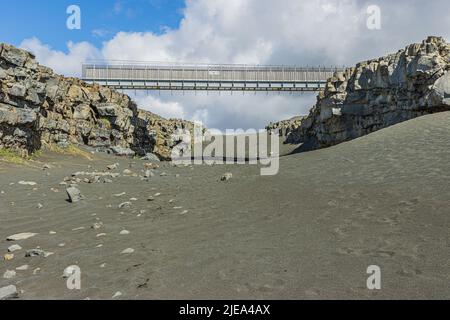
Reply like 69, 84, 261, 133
0, 285, 18, 300
66, 187, 83, 203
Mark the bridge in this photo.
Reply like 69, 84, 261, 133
82, 61, 343, 92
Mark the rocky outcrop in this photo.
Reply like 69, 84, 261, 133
137, 110, 195, 160
0, 43, 193, 159
271, 36, 450, 150
266, 116, 305, 141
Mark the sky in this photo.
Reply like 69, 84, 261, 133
2, 0, 450, 129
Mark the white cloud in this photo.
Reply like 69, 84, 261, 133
20, 38, 101, 76
133, 93, 186, 119
19, 0, 450, 129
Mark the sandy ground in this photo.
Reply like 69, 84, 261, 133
0, 113, 449, 300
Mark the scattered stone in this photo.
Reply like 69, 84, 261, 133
154, 193, 161, 197
37, 203, 43, 209
7, 232, 37, 241
8, 244, 22, 253
72, 227, 85, 231
147, 196, 155, 202
119, 202, 132, 209
96, 233, 107, 238
119, 230, 130, 235
111, 147, 135, 157
3, 270, 16, 279
33, 268, 41, 275
112, 291, 122, 299
100, 263, 106, 268
42, 164, 51, 170
121, 248, 135, 254
141, 153, 160, 162
49, 231, 57, 235
107, 163, 119, 170
129, 198, 138, 201
114, 192, 126, 197
66, 187, 83, 203
180, 210, 189, 215
25, 249, 46, 257
160, 172, 167, 177
18, 181, 37, 186
4, 254, 14, 261
91, 222, 103, 230
16, 265, 29, 271
123, 169, 133, 175
221, 173, 233, 181
144, 170, 154, 178
0, 285, 18, 300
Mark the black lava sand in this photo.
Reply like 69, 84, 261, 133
1, 113, 449, 299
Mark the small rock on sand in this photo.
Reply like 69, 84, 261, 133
144, 170, 154, 178
3, 270, 16, 279
91, 222, 103, 230
16, 265, 29, 271
121, 248, 135, 254
123, 169, 133, 175
107, 163, 119, 170
7, 233, 37, 241
0, 285, 18, 300
66, 187, 83, 203
221, 173, 233, 181
119, 202, 132, 209
112, 291, 122, 299
18, 181, 37, 186
141, 153, 160, 162
119, 230, 130, 235
8, 244, 22, 252
4, 254, 14, 261
114, 192, 126, 197
25, 249, 46, 257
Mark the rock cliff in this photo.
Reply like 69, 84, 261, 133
0, 43, 193, 159
270, 36, 450, 150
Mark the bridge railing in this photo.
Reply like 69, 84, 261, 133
82, 61, 343, 84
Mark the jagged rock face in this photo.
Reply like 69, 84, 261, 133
0, 43, 192, 159
266, 116, 305, 141
137, 110, 195, 160
281, 36, 450, 149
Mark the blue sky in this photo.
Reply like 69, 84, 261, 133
2, 0, 185, 50
2, 0, 450, 129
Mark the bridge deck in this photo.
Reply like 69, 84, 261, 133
82, 62, 342, 92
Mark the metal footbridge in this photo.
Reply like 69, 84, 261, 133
82, 61, 343, 92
